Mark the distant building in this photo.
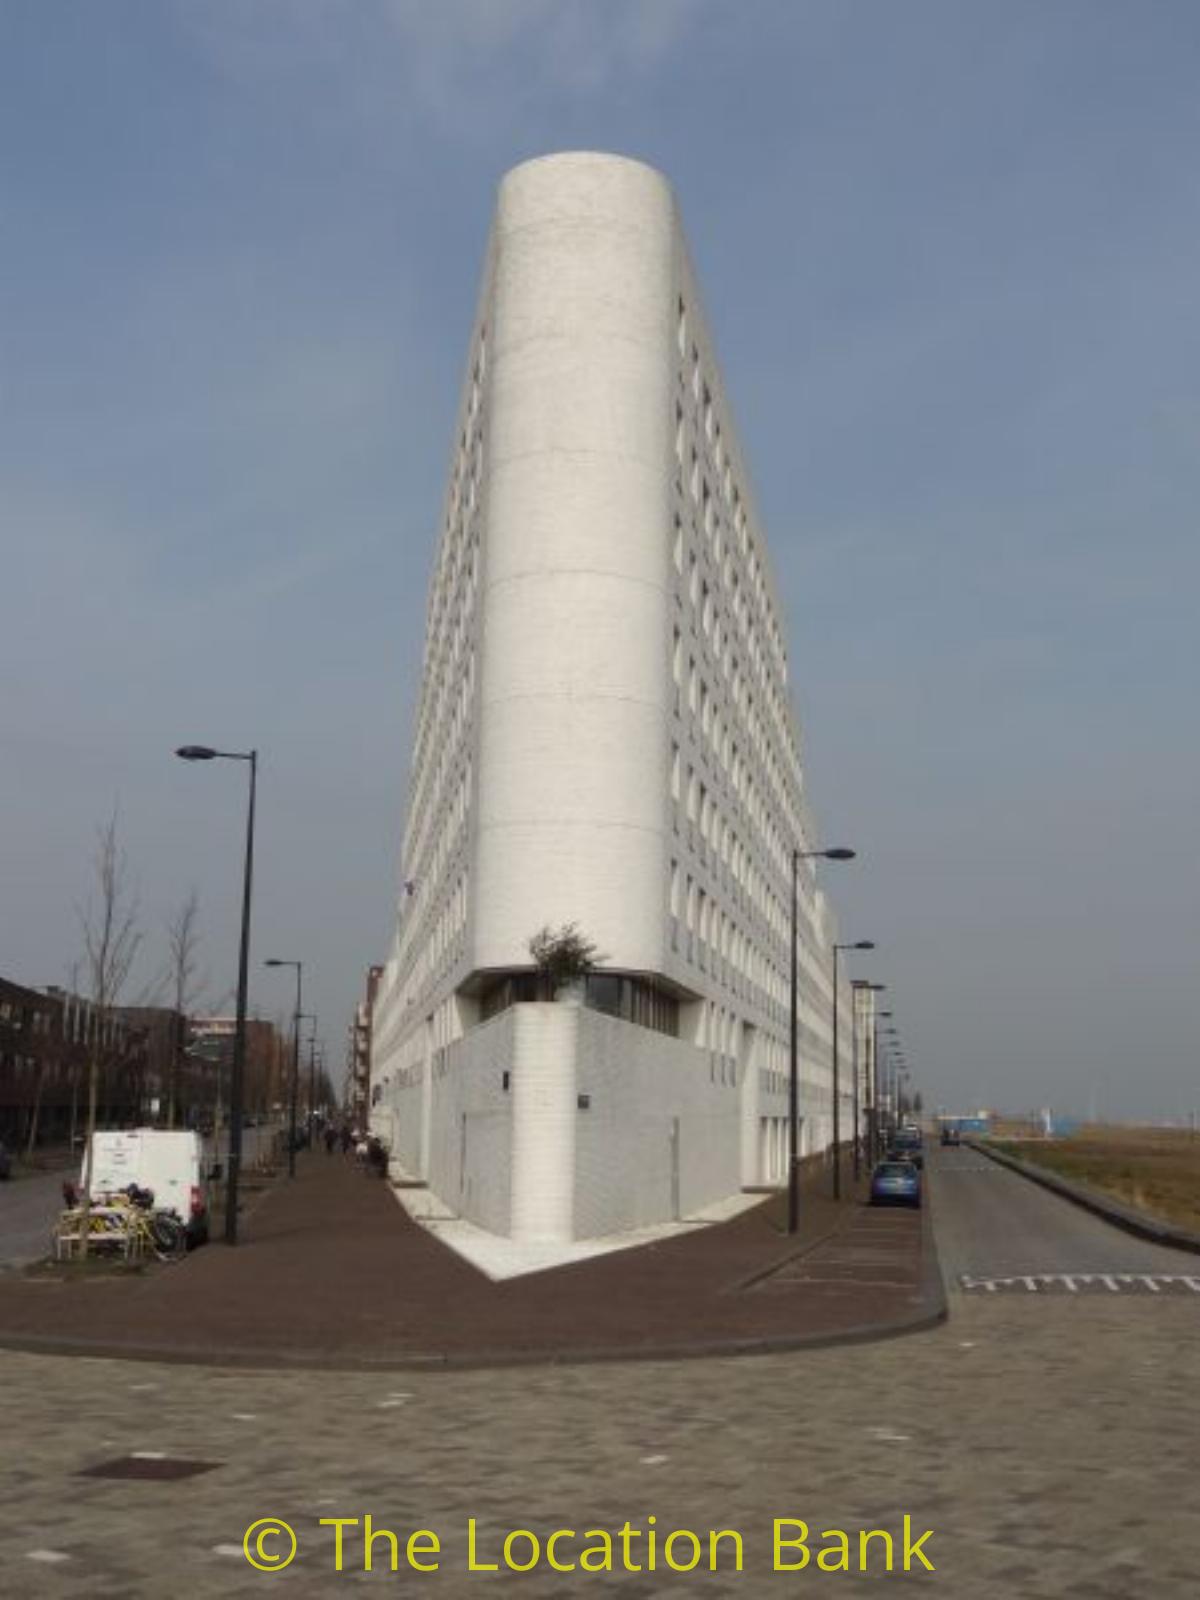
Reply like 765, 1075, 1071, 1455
350, 966, 383, 1129
370, 153, 853, 1246
187, 1017, 285, 1120
1, 977, 148, 1148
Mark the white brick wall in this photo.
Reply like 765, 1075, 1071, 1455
573, 1008, 741, 1236
509, 1003, 579, 1244
426, 1010, 515, 1235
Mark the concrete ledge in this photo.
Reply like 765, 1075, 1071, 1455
968, 1139, 1200, 1256
0, 1294, 949, 1374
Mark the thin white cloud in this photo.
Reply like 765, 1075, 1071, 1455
173, 0, 704, 137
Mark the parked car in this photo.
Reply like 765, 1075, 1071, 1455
870, 1159, 921, 1208
81, 1128, 210, 1246
888, 1127, 924, 1169
0, 1139, 11, 1180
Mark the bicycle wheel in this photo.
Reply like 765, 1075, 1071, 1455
149, 1213, 186, 1260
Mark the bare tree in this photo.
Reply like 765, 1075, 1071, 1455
165, 889, 202, 1129
76, 809, 142, 1255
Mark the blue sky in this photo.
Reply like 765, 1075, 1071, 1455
2, 1, 1197, 1119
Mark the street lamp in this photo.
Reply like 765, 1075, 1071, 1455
265, 959, 303, 1178
831, 941, 874, 1198
872, 1010, 893, 1160
304, 1015, 319, 1127
881, 1027, 902, 1134
851, 981, 886, 1178
175, 744, 257, 1246
789, 847, 858, 1234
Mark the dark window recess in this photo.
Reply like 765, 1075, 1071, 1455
577, 1093, 591, 1111
478, 972, 679, 1039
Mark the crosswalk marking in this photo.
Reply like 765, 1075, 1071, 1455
960, 1272, 1200, 1296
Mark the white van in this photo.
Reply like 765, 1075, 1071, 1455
82, 1129, 210, 1246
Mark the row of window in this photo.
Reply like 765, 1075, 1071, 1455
675, 303, 793, 708
479, 972, 680, 1039
672, 499, 804, 856
672, 299, 805, 837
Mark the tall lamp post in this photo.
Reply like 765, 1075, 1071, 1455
851, 981, 886, 1179
265, 960, 303, 1178
305, 1016, 319, 1127
871, 1010, 893, 1162
789, 846, 858, 1235
831, 941, 874, 1198
175, 745, 258, 1246
881, 1026, 901, 1136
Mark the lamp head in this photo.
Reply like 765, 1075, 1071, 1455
176, 745, 217, 761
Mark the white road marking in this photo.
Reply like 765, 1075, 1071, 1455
213, 1544, 244, 1558
131, 1451, 167, 1459
961, 1272, 1200, 1295
231, 1413, 258, 1421
640, 1454, 669, 1465
26, 1551, 70, 1564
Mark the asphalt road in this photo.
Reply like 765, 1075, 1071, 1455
0, 1171, 67, 1270
927, 1142, 1200, 1287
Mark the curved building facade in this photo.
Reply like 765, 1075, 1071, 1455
370, 153, 854, 1245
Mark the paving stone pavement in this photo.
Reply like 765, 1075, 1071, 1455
2, 1293, 1197, 1598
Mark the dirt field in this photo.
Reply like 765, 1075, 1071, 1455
996, 1126, 1200, 1234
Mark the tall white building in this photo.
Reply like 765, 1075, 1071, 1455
370, 152, 856, 1245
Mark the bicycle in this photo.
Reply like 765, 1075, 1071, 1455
54, 1187, 187, 1263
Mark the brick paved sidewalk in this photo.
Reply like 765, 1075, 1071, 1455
0, 1151, 941, 1368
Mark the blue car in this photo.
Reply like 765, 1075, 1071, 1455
870, 1159, 921, 1208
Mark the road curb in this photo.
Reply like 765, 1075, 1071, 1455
0, 1211, 948, 1373
0, 1293, 949, 1373
967, 1140, 1200, 1256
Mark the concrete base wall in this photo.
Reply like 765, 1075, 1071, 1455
382, 1001, 744, 1242
427, 1010, 516, 1236
573, 1009, 741, 1236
